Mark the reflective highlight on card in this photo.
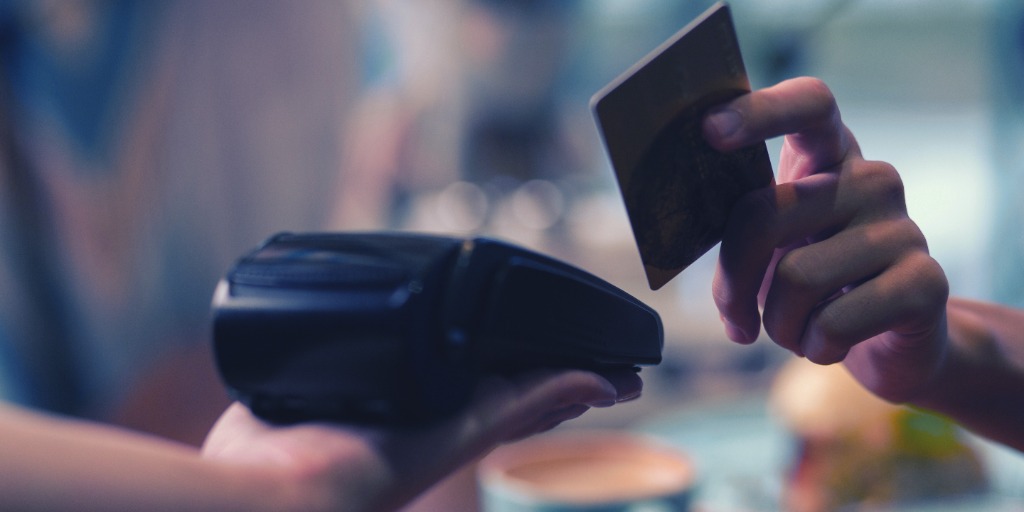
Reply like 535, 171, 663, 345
590, 2, 773, 290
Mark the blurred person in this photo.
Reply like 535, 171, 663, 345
0, 1, 365, 443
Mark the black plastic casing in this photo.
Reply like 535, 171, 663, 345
212, 232, 663, 424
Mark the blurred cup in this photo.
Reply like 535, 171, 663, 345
478, 430, 695, 512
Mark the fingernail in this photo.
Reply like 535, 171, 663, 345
705, 108, 742, 140
586, 398, 618, 408
584, 380, 619, 408
615, 388, 642, 403
600, 370, 642, 403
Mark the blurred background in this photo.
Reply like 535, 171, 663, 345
0, 0, 1022, 508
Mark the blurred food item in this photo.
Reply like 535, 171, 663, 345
769, 358, 988, 511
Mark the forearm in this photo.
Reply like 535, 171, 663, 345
912, 297, 1024, 451
0, 404, 297, 512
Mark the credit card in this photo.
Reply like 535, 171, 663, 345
591, 2, 773, 290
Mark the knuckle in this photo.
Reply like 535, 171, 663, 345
892, 218, 928, 248
799, 77, 836, 102
773, 251, 825, 295
859, 161, 907, 207
798, 77, 840, 126
813, 306, 845, 343
902, 253, 950, 315
868, 217, 929, 257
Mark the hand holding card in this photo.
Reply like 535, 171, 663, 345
591, 2, 773, 290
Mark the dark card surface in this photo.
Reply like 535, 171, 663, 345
591, 2, 773, 290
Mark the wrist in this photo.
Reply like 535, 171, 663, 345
909, 304, 988, 412
210, 463, 316, 512
909, 302, 1024, 450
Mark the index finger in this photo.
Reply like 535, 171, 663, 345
703, 77, 860, 178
